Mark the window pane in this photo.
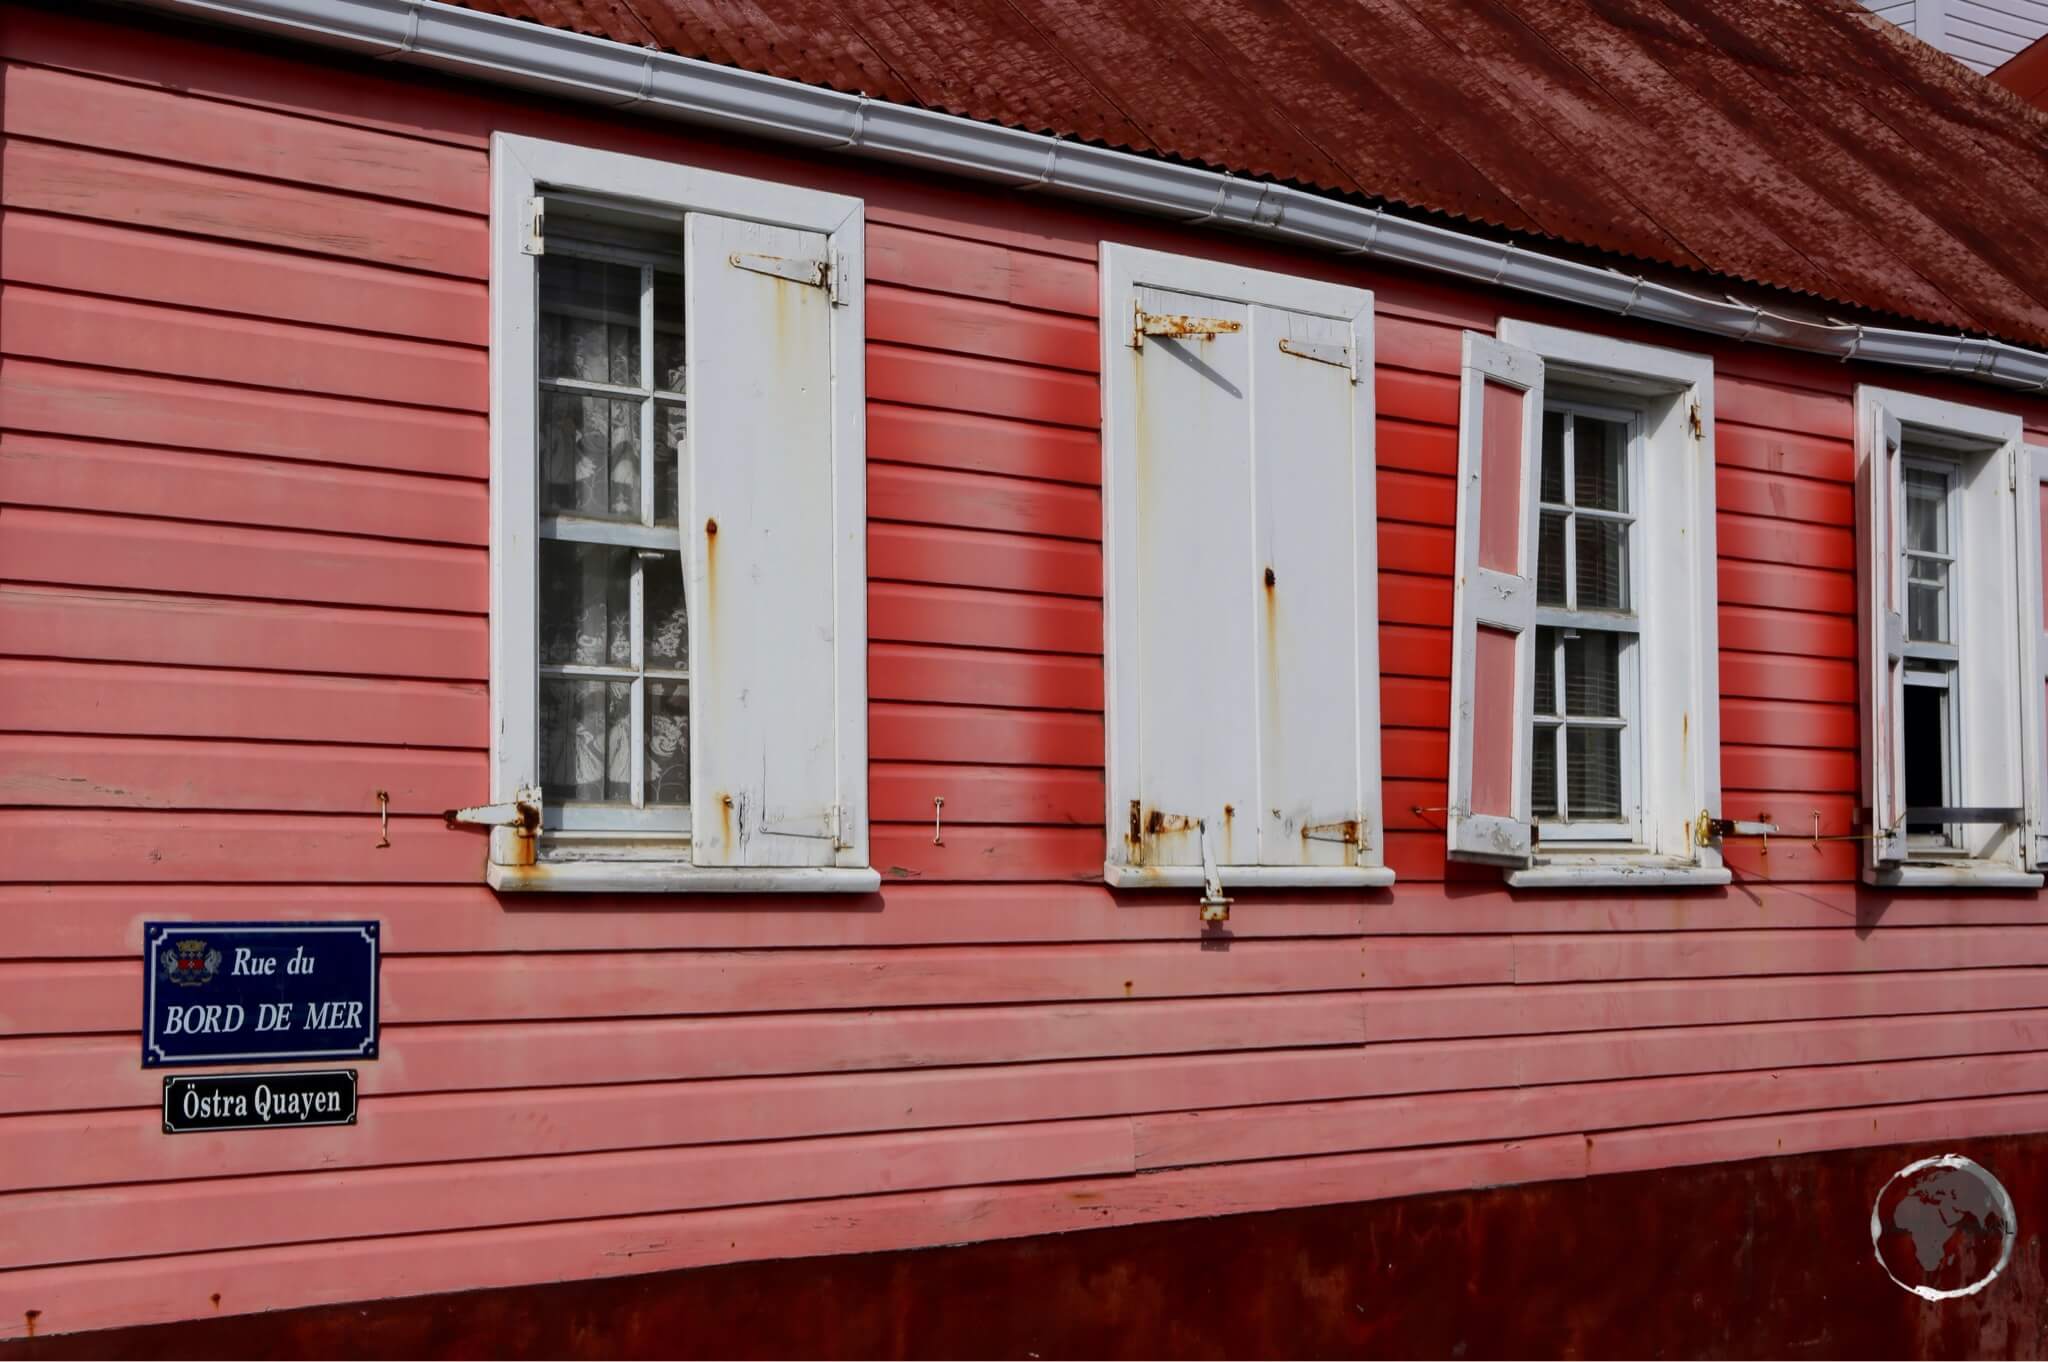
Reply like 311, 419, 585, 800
653, 270, 686, 394
1574, 516, 1628, 610
1563, 630, 1622, 717
1904, 469, 1948, 555
540, 392, 642, 519
1906, 561, 1950, 644
1566, 726, 1623, 820
1573, 417, 1627, 512
1531, 724, 1558, 819
1541, 410, 1565, 504
647, 680, 690, 806
1537, 511, 1567, 606
644, 551, 688, 669
538, 256, 640, 387
1533, 626, 1559, 716
540, 677, 632, 803
539, 541, 632, 667
653, 400, 685, 528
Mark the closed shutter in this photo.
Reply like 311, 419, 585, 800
1858, 405, 1908, 869
1446, 334, 1542, 865
684, 214, 850, 868
1101, 249, 1385, 885
2026, 445, 2048, 869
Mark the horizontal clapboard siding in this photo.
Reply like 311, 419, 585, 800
6, 3, 2048, 1342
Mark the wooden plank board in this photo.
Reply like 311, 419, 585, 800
0, 659, 487, 748
871, 762, 1099, 825
867, 283, 1097, 372
865, 403, 1098, 485
869, 462, 1100, 541
0, 284, 486, 412
869, 702, 1102, 766
0, 434, 488, 547
0, 586, 485, 679
0, 1117, 1139, 1270
1515, 926, 2048, 983
869, 523, 1100, 597
0, 810, 478, 888
0, 212, 486, 345
866, 224, 1095, 316
867, 344, 1098, 428
0, 735, 482, 815
868, 582, 1101, 655
0, 507, 485, 613
870, 643, 1102, 711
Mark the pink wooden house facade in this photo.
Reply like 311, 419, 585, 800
7, 0, 2048, 1350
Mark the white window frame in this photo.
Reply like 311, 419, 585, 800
1494, 320, 1727, 888
489, 132, 875, 893
1531, 395, 1645, 845
1857, 385, 2040, 889
1099, 243, 1393, 890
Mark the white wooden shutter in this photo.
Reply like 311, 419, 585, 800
1858, 404, 1908, 869
2025, 444, 2048, 869
1446, 334, 1542, 865
684, 214, 849, 868
1100, 248, 1384, 885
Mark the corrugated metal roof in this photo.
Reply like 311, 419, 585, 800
449, 0, 2048, 347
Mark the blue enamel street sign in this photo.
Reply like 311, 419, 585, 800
142, 922, 379, 1068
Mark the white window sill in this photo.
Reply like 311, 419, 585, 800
1866, 861, 2043, 890
488, 861, 881, 894
1507, 854, 1730, 889
1104, 864, 1396, 890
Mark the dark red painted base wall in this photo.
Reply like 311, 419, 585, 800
10, 1133, 2047, 1360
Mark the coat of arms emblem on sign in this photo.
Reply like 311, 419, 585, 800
160, 938, 222, 987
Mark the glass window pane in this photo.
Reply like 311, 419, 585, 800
1572, 417, 1627, 512
1904, 469, 1948, 555
1563, 630, 1623, 717
538, 256, 640, 386
539, 541, 632, 667
1574, 516, 1628, 611
653, 269, 686, 394
1541, 410, 1565, 504
654, 400, 685, 528
1906, 563, 1950, 644
644, 551, 688, 669
1534, 626, 1560, 716
540, 677, 632, 803
1531, 724, 1558, 819
1566, 726, 1623, 820
1537, 511, 1567, 606
647, 679, 691, 806
540, 392, 642, 519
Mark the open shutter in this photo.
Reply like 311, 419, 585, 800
2026, 445, 2048, 869
1859, 405, 1907, 869
1446, 334, 1542, 864
684, 214, 845, 867
1099, 248, 1384, 885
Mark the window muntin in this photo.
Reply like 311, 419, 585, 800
532, 238, 692, 834
1530, 398, 1642, 843
1901, 454, 1962, 851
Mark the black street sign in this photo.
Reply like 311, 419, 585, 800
143, 921, 379, 1068
162, 1071, 358, 1134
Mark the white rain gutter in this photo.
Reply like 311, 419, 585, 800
129, 0, 2048, 391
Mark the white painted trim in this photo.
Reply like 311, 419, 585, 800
1506, 857, 1733, 889
132, 0, 2048, 393
1857, 385, 2031, 887
1104, 866, 1397, 890
491, 132, 868, 891
489, 862, 882, 893
1099, 242, 1387, 887
1497, 318, 1724, 883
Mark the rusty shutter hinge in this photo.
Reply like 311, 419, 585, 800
1131, 300, 1241, 349
1303, 818, 1365, 845
731, 250, 831, 292
523, 196, 546, 256
763, 804, 852, 850
1688, 400, 1703, 439
446, 786, 541, 831
1277, 337, 1355, 381
1695, 810, 1780, 844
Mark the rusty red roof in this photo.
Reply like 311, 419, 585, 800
449, 0, 2048, 347
1995, 32, 2048, 109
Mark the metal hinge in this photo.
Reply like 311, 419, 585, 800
732, 250, 831, 292
1695, 810, 1780, 843
1198, 818, 1233, 923
1131, 301, 1242, 349
1303, 818, 1365, 845
1687, 400, 1703, 439
446, 786, 542, 830
523, 197, 547, 256
762, 804, 852, 850
1277, 337, 1356, 380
